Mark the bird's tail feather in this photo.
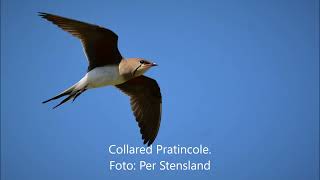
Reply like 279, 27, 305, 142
42, 84, 84, 109
52, 94, 74, 109
42, 85, 75, 104
52, 88, 87, 109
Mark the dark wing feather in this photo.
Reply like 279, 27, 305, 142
116, 76, 162, 146
39, 12, 122, 71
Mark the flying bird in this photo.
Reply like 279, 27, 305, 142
39, 12, 162, 146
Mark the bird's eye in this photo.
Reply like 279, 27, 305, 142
140, 60, 145, 64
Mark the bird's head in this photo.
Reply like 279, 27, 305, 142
123, 58, 158, 77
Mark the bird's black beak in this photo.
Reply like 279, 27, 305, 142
151, 63, 158, 66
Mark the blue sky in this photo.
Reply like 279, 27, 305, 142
1, 0, 319, 180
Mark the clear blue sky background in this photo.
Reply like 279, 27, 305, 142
1, 0, 319, 180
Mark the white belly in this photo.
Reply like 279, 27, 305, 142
82, 65, 126, 89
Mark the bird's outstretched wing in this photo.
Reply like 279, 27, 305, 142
116, 76, 162, 146
39, 12, 122, 71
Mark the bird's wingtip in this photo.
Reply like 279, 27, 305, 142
143, 139, 154, 147
147, 139, 155, 146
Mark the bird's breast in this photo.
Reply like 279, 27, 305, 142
86, 65, 126, 88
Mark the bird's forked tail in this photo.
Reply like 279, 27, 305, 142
42, 84, 86, 109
